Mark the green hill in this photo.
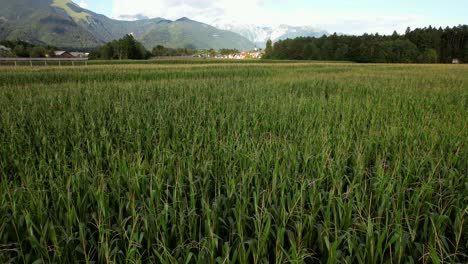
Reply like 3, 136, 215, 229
0, 0, 255, 50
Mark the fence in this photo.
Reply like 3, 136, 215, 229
0, 57, 88, 66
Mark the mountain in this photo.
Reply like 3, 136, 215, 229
0, 0, 255, 50
211, 19, 328, 48
0, 0, 101, 48
139, 18, 256, 50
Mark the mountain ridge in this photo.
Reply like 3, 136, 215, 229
211, 19, 328, 48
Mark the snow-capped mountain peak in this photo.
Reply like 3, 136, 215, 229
211, 19, 328, 48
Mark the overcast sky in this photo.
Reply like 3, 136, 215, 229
73, 0, 467, 34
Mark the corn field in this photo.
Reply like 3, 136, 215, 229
0, 62, 467, 263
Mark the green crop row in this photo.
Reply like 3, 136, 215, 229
0, 63, 467, 263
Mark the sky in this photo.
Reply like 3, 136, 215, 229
73, 0, 467, 34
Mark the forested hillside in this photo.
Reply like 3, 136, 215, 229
264, 25, 468, 63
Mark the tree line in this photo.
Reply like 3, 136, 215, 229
90, 35, 244, 59
0, 36, 150, 60
263, 25, 468, 63
0, 40, 57, 58
2, 34, 246, 60
152, 45, 195, 57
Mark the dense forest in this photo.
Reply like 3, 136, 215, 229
263, 25, 468, 63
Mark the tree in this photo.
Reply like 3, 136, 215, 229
334, 43, 349, 61
13, 44, 29, 57
320, 39, 334, 59
153, 45, 168, 56
418, 49, 438, 63
265, 39, 273, 54
405, 27, 411, 36
303, 43, 320, 60
219, 49, 239, 55
208, 48, 217, 57
29, 46, 47, 58
91, 35, 150, 60
462, 42, 468, 63
392, 40, 418, 63
101, 44, 114, 59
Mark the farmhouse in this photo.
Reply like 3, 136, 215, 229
0, 45, 11, 52
0, 45, 13, 58
70, 52, 89, 58
54, 51, 75, 58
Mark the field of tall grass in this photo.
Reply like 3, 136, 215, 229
0, 63, 467, 263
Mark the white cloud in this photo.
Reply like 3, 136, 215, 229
111, 0, 424, 35
313, 14, 425, 35
78, 0, 88, 9
112, 0, 266, 24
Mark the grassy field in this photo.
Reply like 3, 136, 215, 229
0, 62, 467, 263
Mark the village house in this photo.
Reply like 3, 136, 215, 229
249, 51, 263, 59
227, 51, 264, 60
